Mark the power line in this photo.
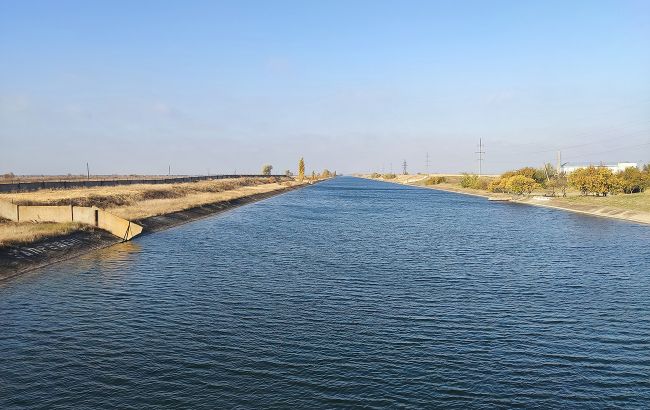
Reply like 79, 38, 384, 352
522, 127, 650, 156
565, 141, 650, 162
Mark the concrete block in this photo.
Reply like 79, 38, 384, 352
97, 210, 143, 240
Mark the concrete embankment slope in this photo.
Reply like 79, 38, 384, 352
0, 183, 306, 281
514, 197, 650, 225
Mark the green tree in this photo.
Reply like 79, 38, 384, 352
261, 164, 273, 176
321, 169, 332, 178
298, 157, 305, 181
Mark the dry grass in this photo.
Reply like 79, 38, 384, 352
551, 191, 650, 213
111, 182, 297, 220
0, 221, 90, 247
1, 174, 184, 183
0, 177, 287, 208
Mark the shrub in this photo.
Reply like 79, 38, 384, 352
370, 173, 381, 178
568, 166, 615, 196
424, 176, 446, 185
616, 167, 647, 194
500, 167, 547, 185
382, 173, 397, 179
488, 177, 508, 193
460, 173, 479, 188
489, 175, 538, 195
460, 173, 489, 190
505, 175, 537, 195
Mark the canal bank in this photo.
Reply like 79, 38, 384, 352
362, 176, 650, 226
0, 183, 308, 281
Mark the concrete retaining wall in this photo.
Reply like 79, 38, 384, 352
18, 205, 73, 223
0, 174, 285, 193
72, 206, 97, 226
0, 201, 18, 221
0, 200, 142, 241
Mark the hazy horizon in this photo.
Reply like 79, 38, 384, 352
1, 0, 649, 176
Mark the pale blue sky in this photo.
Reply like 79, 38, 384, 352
1, 0, 649, 175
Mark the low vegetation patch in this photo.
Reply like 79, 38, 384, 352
423, 176, 447, 185
553, 190, 650, 213
0, 221, 91, 247
460, 174, 490, 190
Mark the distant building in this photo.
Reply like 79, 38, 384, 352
561, 162, 638, 174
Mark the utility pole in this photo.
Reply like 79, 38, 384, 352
86, 162, 90, 180
402, 159, 408, 175
168, 165, 171, 176
556, 150, 562, 174
425, 152, 430, 174
390, 162, 393, 174
475, 139, 485, 176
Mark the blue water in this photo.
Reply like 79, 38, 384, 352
2, 177, 650, 408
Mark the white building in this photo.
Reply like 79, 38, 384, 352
561, 162, 638, 174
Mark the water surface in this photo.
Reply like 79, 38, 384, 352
2, 177, 650, 408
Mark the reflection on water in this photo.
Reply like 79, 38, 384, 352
1, 177, 650, 408
77, 240, 142, 270
74, 241, 143, 284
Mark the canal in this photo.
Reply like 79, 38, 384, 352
2, 177, 650, 408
